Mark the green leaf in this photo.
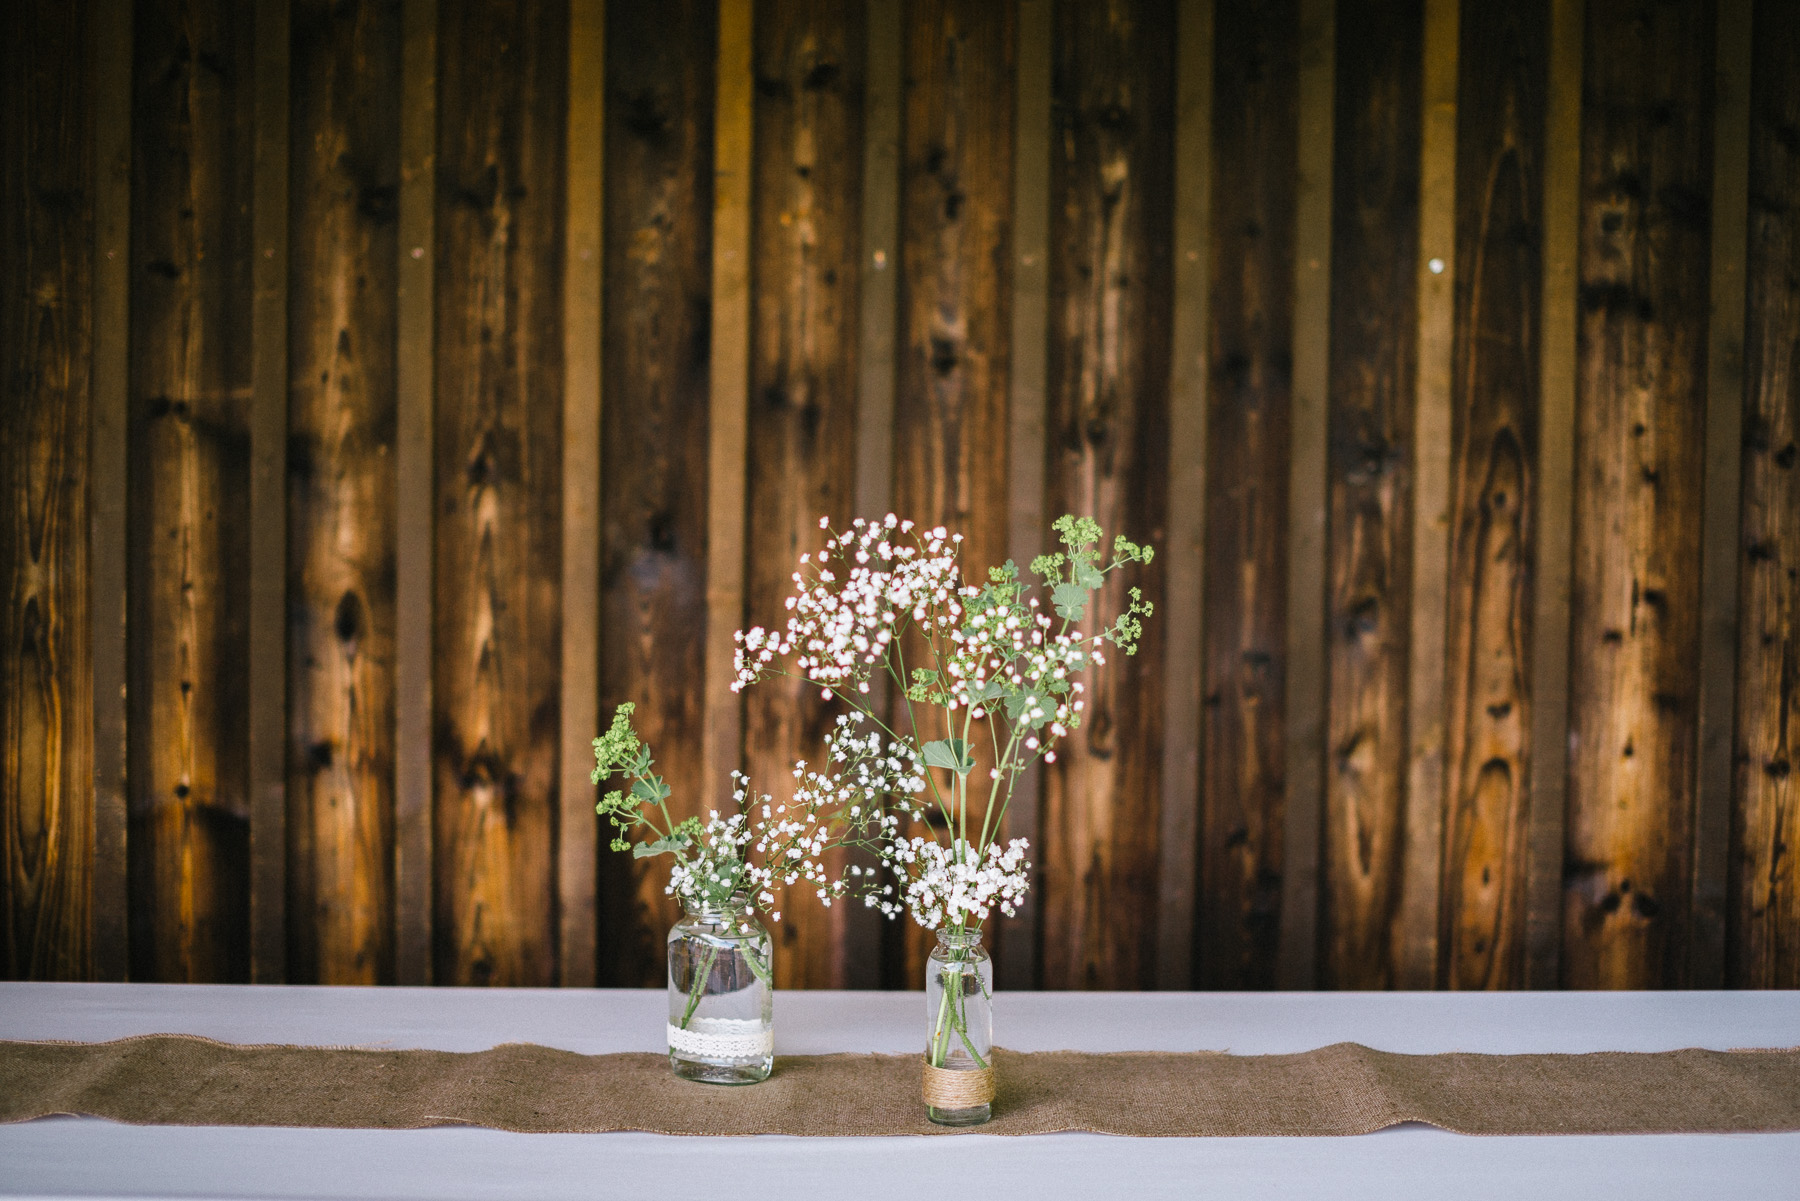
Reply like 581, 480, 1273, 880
923, 738, 976, 775
1074, 562, 1105, 590
632, 834, 689, 859
1052, 581, 1088, 621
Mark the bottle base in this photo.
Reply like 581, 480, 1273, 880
926, 1102, 991, 1127
670, 1054, 773, 1086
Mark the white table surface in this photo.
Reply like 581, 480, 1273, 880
2, 984, 1797, 1200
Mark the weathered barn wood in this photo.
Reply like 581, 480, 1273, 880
1563, 0, 1714, 991
596, 0, 715, 987
1732, 0, 1800, 989
431, 0, 566, 987
558, 0, 605, 990
1279, 0, 1335, 992
285, 0, 400, 985
1321, 0, 1421, 991
127, 0, 257, 983
1040, 0, 1174, 993
890, 0, 1014, 987
1200, 0, 1297, 991
742, 0, 867, 989
1156, 0, 1209, 993
1, 0, 94, 981
1439, 0, 1546, 991
5, 0, 1798, 993
90, 0, 134, 985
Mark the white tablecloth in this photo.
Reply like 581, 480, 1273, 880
3, 984, 1796, 1200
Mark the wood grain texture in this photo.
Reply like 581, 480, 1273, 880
90, 0, 134, 984
127, 0, 257, 983
391, 0, 436, 987
1156, 0, 1209, 992
704, 0, 752, 831
1000, 0, 1050, 992
1525, 0, 1583, 990
890, 0, 1014, 987
1732, 0, 1800, 989
1320, 0, 1420, 991
285, 0, 400, 986
743, 0, 867, 990
1691, 0, 1751, 989
1439, 0, 1545, 991
1040, 0, 1174, 992
1, 0, 94, 981
247, 0, 290, 985
558, 0, 604, 991
1563, 0, 1714, 991
1200, 0, 1297, 991
1395, 0, 1454, 991
596, 0, 715, 987
431, 0, 566, 988
1279, 0, 1334, 991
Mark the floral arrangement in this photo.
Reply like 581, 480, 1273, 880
730, 513, 1152, 932
595, 513, 1152, 1098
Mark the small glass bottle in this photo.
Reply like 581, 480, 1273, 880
923, 925, 993, 1125
666, 895, 773, 1085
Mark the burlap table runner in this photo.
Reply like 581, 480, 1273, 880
3, 1036, 1796, 1136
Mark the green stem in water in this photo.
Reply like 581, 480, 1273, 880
679, 940, 719, 1031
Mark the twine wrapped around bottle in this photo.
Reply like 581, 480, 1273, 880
921, 1059, 996, 1108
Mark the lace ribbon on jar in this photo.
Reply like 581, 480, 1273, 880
666, 1016, 775, 1061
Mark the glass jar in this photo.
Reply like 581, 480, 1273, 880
666, 896, 773, 1085
923, 924, 993, 1125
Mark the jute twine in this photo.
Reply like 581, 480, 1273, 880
921, 1059, 996, 1108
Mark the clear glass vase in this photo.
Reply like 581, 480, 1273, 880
666, 896, 773, 1084
923, 924, 993, 1125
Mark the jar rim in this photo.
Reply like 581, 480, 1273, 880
681, 889, 753, 920
935, 924, 984, 947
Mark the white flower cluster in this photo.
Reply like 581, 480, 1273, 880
942, 586, 1097, 757
884, 838, 1031, 930
732, 514, 965, 697
664, 806, 757, 912
748, 714, 927, 920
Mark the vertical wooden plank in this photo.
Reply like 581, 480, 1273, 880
1320, 0, 1422, 991
91, 0, 133, 983
1157, 0, 1209, 992
286, 0, 401, 986
1690, 0, 1751, 991
852, 0, 902, 992
127, 0, 257, 983
1566, 0, 1716, 991
892, 0, 1014, 986
742, 0, 867, 990
559, 0, 605, 991
857, 0, 902, 529
1279, 0, 1334, 992
1203, 0, 1298, 992
1396, 0, 1455, 990
1564, 0, 1714, 991
1001, 0, 1050, 993
1526, 0, 1581, 991
392, 0, 437, 987
597, 0, 715, 986
1, 0, 95, 980
432, 0, 567, 987
1731, 0, 1800, 989
704, 0, 752, 829
248, 0, 290, 986
1440, 0, 1547, 992
1041, 0, 1174, 992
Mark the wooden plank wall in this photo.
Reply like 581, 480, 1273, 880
6, 0, 1800, 991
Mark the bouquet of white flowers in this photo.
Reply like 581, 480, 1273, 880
731, 513, 1153, 1123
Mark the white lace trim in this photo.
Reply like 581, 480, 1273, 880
667, 1017, 773, 1062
